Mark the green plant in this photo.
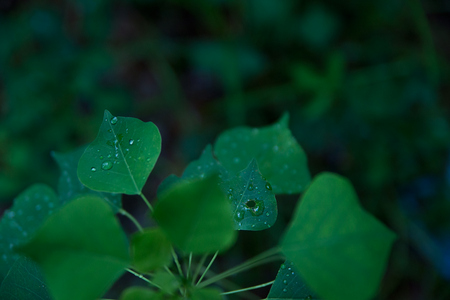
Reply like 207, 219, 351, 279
0, 110, 396, 300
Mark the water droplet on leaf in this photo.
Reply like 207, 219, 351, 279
247, 184, 254, 191
129, 139, 134, 145
101, 161, 113, 170
283, 279, 287, 285
110, 116, 118, 125
91, 167, 96, 172
265, 182, 272, 190
283, 288, 287, 293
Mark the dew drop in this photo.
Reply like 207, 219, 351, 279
99, 156, 104, 160
110, 116, 118, 125
234, 210, 245, 222
91, 167, 96, 172
247, 184, 254, 191
265, 182, 272, 190
228, 194, 233, 200
251, 224, 255, 228
283, 279, 287, 285
129, 139, 134, 145
101, 161, 113, 170
282, 288, 287, 293
281, 264, 286, 269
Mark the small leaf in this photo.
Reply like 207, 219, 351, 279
190, 287, 223, 300
214, 113, 310, 194
131, 228, 172, 272
52, 145, 122, 212
223, 159, 277, 231
0, 257, 51, 300
157, 145, 228, 196
267, 260, 318, 299
119, 287, 163, 300
152, 271, 181, 295
153, 176, 236, 254
280, 173, 396, 300
0, 184, 59, 281
16, 195, 130, 300
77, 110, 161, 195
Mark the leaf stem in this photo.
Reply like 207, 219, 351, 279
164, 266, 176, 278
187, 252, 193, 279
198, 247, 282, 288
171, 248, 184, 278
221, 280, 275, 295
140, 192, 153, 212
118, 209, 143, 232
126, 268, 161, 289
196, 251, 219, 286
192, 253, 208, 285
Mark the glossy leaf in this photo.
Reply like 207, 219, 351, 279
16, 195, 130, 300
131, 228, 172, 272
267, 260, 318, 300
0, 184, 59, 281
0, 257, 51, 300
157, 145, 228, 196
153, 176, 236, 254
223, 159, 277, 231
214, 113, 310, 194
190, 287, 223, 300
52, 145, 122, 212
281, 173, 396, 300
119, 287, 162, 300
77, 110, 161, 194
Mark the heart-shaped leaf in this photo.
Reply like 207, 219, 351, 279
0, 184, 59, 281
281, 173, 396, 300
130, 228, 172, 272
16, 195, 130, 300
267, 260, 318, 299
223, 159, 277, 231
0, 257, 51, 300
77, 110, 161, 195
153, 176, 236, 254
214, 113, 310, 194
52, 145, 122, 212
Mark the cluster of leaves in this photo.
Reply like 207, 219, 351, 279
0, 111, 396, 300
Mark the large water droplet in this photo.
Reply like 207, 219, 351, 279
91, 167, 97, 172
101, 161, 113, 170
110, 116, 118, 125
129, 139, 134, 145
265, 182, 272, 190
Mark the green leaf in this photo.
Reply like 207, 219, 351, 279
52, 145, 122, 212
131, 228, 172, 272
0, 257, 51, 300
223, 159, 277, 231
280, 173, 396, 300
16, 195, 130, 300
152, 271, 181, 295
153, 176, 236, 254
190, 287, 223, 300
267, 260, 318, 299
157, 145, 228, 196
0, 184, 59, 281
119, 287, 163, 300
77, 110, 161, 195
214, 113, 310, 194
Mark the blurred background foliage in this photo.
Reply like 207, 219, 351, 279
1, 0, 450, 299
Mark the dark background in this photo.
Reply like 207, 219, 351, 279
1, 0, 450, 299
